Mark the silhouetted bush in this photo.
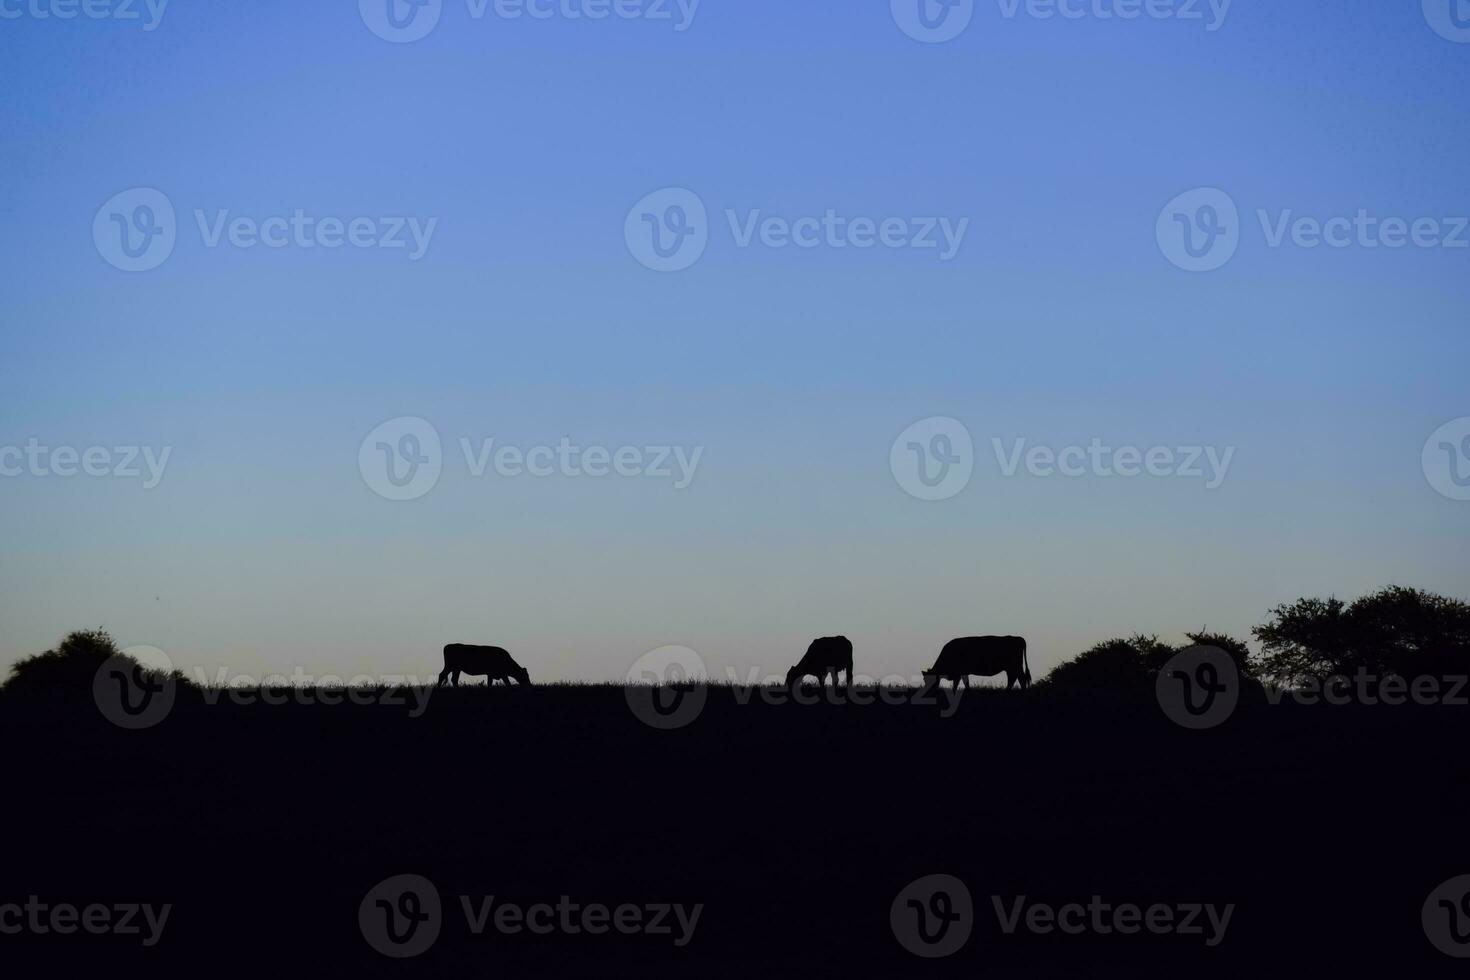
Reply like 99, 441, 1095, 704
1040, 631, 1256, 690
1254, 586, 1470, 682
2, 628, 120, 693
1039, 635, 1172, 689
0, 628, 189, 699
1184, 629, 1257, 678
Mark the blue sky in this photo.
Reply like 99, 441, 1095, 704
1, 1, 1467, 683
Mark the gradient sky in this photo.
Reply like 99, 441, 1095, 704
2, 1, 1468, 685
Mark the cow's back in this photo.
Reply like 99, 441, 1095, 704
444, 643, 513, 671
935, 635, 1024, 672
800, 635, 852, 669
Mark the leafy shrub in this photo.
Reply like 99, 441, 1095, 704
1040, 635, 1173, 689
2, 628, 120, 693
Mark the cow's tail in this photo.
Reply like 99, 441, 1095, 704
1022, 638, 1031, 688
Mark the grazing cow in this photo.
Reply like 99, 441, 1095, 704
786, 635, 854, 689
923, 636, 1030, 689
438, 644, 531, 687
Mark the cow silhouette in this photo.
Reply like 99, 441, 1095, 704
786, 636, 853, 688
438, 644, 531, 687
922, 636, 1030, 689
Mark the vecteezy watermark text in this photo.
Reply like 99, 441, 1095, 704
889, 418, 1236, 500
993, 437, 1234, 489
358, 416, 704, 501
0, 440, 171, 488
890, 0, 1230, 44
1158, 188, 1469, 272
359, 0, 699, 43
190, 667, 436, 717
992, 895, 1234, 946
359, 874, 701, 958
460, 895, 701, 946
996, 0, 1229, 29
625, 188, 969, 272
1263, 670, 1469, 707
0, 0, 168, 30
459, 437, 702, 487
0, 897, 171, 946
725, 668, 965, 718
890, 874, 1234, 957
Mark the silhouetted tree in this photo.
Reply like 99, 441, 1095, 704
1253, 586, 1470, 681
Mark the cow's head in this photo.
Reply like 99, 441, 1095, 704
514, 666, 531, 686
784, 665, 802, 687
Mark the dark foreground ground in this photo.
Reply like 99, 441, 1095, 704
2, 681, 1467, 976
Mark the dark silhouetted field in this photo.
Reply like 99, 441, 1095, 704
3, 682, 1466, 976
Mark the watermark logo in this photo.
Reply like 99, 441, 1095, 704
626, 188, 708, 272
360, 0, 443, 42
1156, 645, 1238, 729
360, 422, 704, 500
1423, 418, 1470, 501
95, 190, 438, 271
92, 645, 176, 730
1160, 190, 1469, 271
94, 188, 176, 273
625, 645, 707, 730
359, 417, 443, 501
361, 875, 702, 949
891, 417, 974, 501
1424, 875, 1470, 957
891, 874, 973, 957
1157, 188, 1239, 272
360, 874, 443, 958
1424, 0, 1470, 43
891, 0, 974, 43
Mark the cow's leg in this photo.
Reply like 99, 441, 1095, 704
438, 666, 450, 686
